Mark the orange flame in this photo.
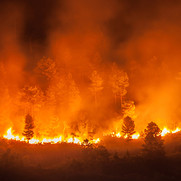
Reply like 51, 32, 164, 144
3, 127, 99, 145
3, 126, 181, 145
132, 133, 140, 139
160, 127, 181, 136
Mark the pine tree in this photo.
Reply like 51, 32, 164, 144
89, 70, 103, 106
122, 116, 136, 140
122, 100, 136, 118
35, 57, 57, 80
20, 85, 44, 114
22, 114, 35, 141
67, 73, 81, 109
142, 122, 165, 157
110, 63, 129, 107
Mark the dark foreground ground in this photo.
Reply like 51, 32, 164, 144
0, 133, 181, 181
1, 154, 181, 181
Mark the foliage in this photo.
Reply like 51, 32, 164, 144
89, 71, 103, 93
142, 122, 165, 157
35, 57, 57, 80
20, 85, 44, 113
22, 114, 35, 140
67, 73, 81, 108
109, 63, 129, 106
122, 100, 136, 118
89, 70, 103, 105
122, 116, 136, 140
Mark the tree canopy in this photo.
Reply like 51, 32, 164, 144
22, 114, 35, 141
142, 122, 165, 158
122, 116, 136, 140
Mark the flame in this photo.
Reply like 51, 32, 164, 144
124, 134, 128, 139
172, 127, 181, 133
116, 132, 121, 138
3, 127, 99, 145
3, 126, 181, 145
160, 127, 181, 136
132, 133, 140, 139
3, 128, 25, 141
29, 138, 39, 144
161, 128, 171, 136
92, 138, 100, 144
3, 128, 13, 139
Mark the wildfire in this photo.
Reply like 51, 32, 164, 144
3, 128, 25, 142
3, 127, 99, 145
107, 126, 181, 140
161, 127, 181, 136
161, 128, 171, 136
172, 127, 181, 133
132, 133, 140, 139
3, 126, 181, 145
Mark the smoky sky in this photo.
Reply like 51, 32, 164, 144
0, 0, 181, 88
0, 0, 181, 133
1, 0, 181, 60
0, 0, 60, 43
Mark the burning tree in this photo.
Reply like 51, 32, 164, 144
20, 85, 44, 114
122, 116, 136, 140
142, 122, 165, 157
110, 63, 129, 108
35, 57, 57, 80
22, 114, 35, 141
89, 70, 103, 106
67, 73, 81, 110
121, 100, 136, 118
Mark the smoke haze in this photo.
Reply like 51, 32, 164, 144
0, 0, 181, 135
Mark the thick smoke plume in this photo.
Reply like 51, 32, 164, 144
0, 0, 181, 136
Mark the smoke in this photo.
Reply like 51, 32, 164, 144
0, 0, 181, 135
47, 0, 181, 130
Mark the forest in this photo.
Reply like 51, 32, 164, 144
1, 0, 181, 180
1, 57, 181, 181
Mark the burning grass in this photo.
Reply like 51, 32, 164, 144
3, 126, 181, 145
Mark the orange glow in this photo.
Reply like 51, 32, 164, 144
3, 128, 25, 141
160, 127, 181, 136
132, 133, 140, 139
172, 127, 181, 134
116, 132, 121, 138
3, 126, 181, 145
161, 128, 171, 136
3, 127, 99, 145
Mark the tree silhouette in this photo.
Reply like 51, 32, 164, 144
67, 73, 81, 110
122, 116, 136, 140
142, 122, 165, 157
22, 114, 35, 141
35, 57, 57, 80
122, 100, 135, 118
89, 70, 103, 106
109, 63, 129, 108
20, 85, 44, 114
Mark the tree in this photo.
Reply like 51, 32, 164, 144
22, 114, 35, 141
122, 116, 136, 140
122, 100, 136, 118
89, 70, 103, 106
67, 73, 81, 110
20, 85, 44, 114
142, 122, 165, 157
35, 57, 57, 80
110, 63, 129, 108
